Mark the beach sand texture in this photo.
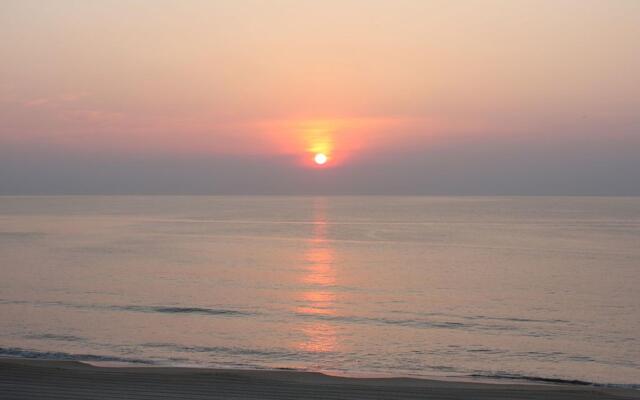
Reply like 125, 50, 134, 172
1, 359, 638, 400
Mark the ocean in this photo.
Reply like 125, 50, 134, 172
0, 196, 638, 387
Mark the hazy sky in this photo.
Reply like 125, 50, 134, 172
1, 0, 639, 194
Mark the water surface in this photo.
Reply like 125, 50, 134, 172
0, 196, 638, 386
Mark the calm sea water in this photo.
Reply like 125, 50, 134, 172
0, 196, 638, 386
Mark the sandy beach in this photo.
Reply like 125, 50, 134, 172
0, 358, 637, 400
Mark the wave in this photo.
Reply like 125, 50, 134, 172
0, 231, 45, 241
295, 312, 523, 333
141, 342, 309, 358
0, 299, 254, 317
0, 298, 568, 340
466, 315, 570, 324
0, 347, 152, 364
24, 333, 85, 342
111, 305, 253, 316
470, 373, 640, 390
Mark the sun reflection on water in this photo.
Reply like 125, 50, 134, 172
295, 198, 339, 353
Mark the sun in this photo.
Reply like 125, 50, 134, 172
314, 153, 328, 165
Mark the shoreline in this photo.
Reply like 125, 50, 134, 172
1, 358, 638, 400
81, 360, 636, 388
2, 349, 638, 389
3, 346, 638, 389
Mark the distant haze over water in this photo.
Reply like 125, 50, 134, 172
0, 196, 638, 386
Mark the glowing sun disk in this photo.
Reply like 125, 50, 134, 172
314, 153, 328, 165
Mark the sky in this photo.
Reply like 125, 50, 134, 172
1, 0, 639, 195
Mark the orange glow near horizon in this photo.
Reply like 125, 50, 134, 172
302, 120, 336, 168
257, 116, 426, 169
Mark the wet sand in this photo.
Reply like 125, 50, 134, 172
0, 358, 637, 400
